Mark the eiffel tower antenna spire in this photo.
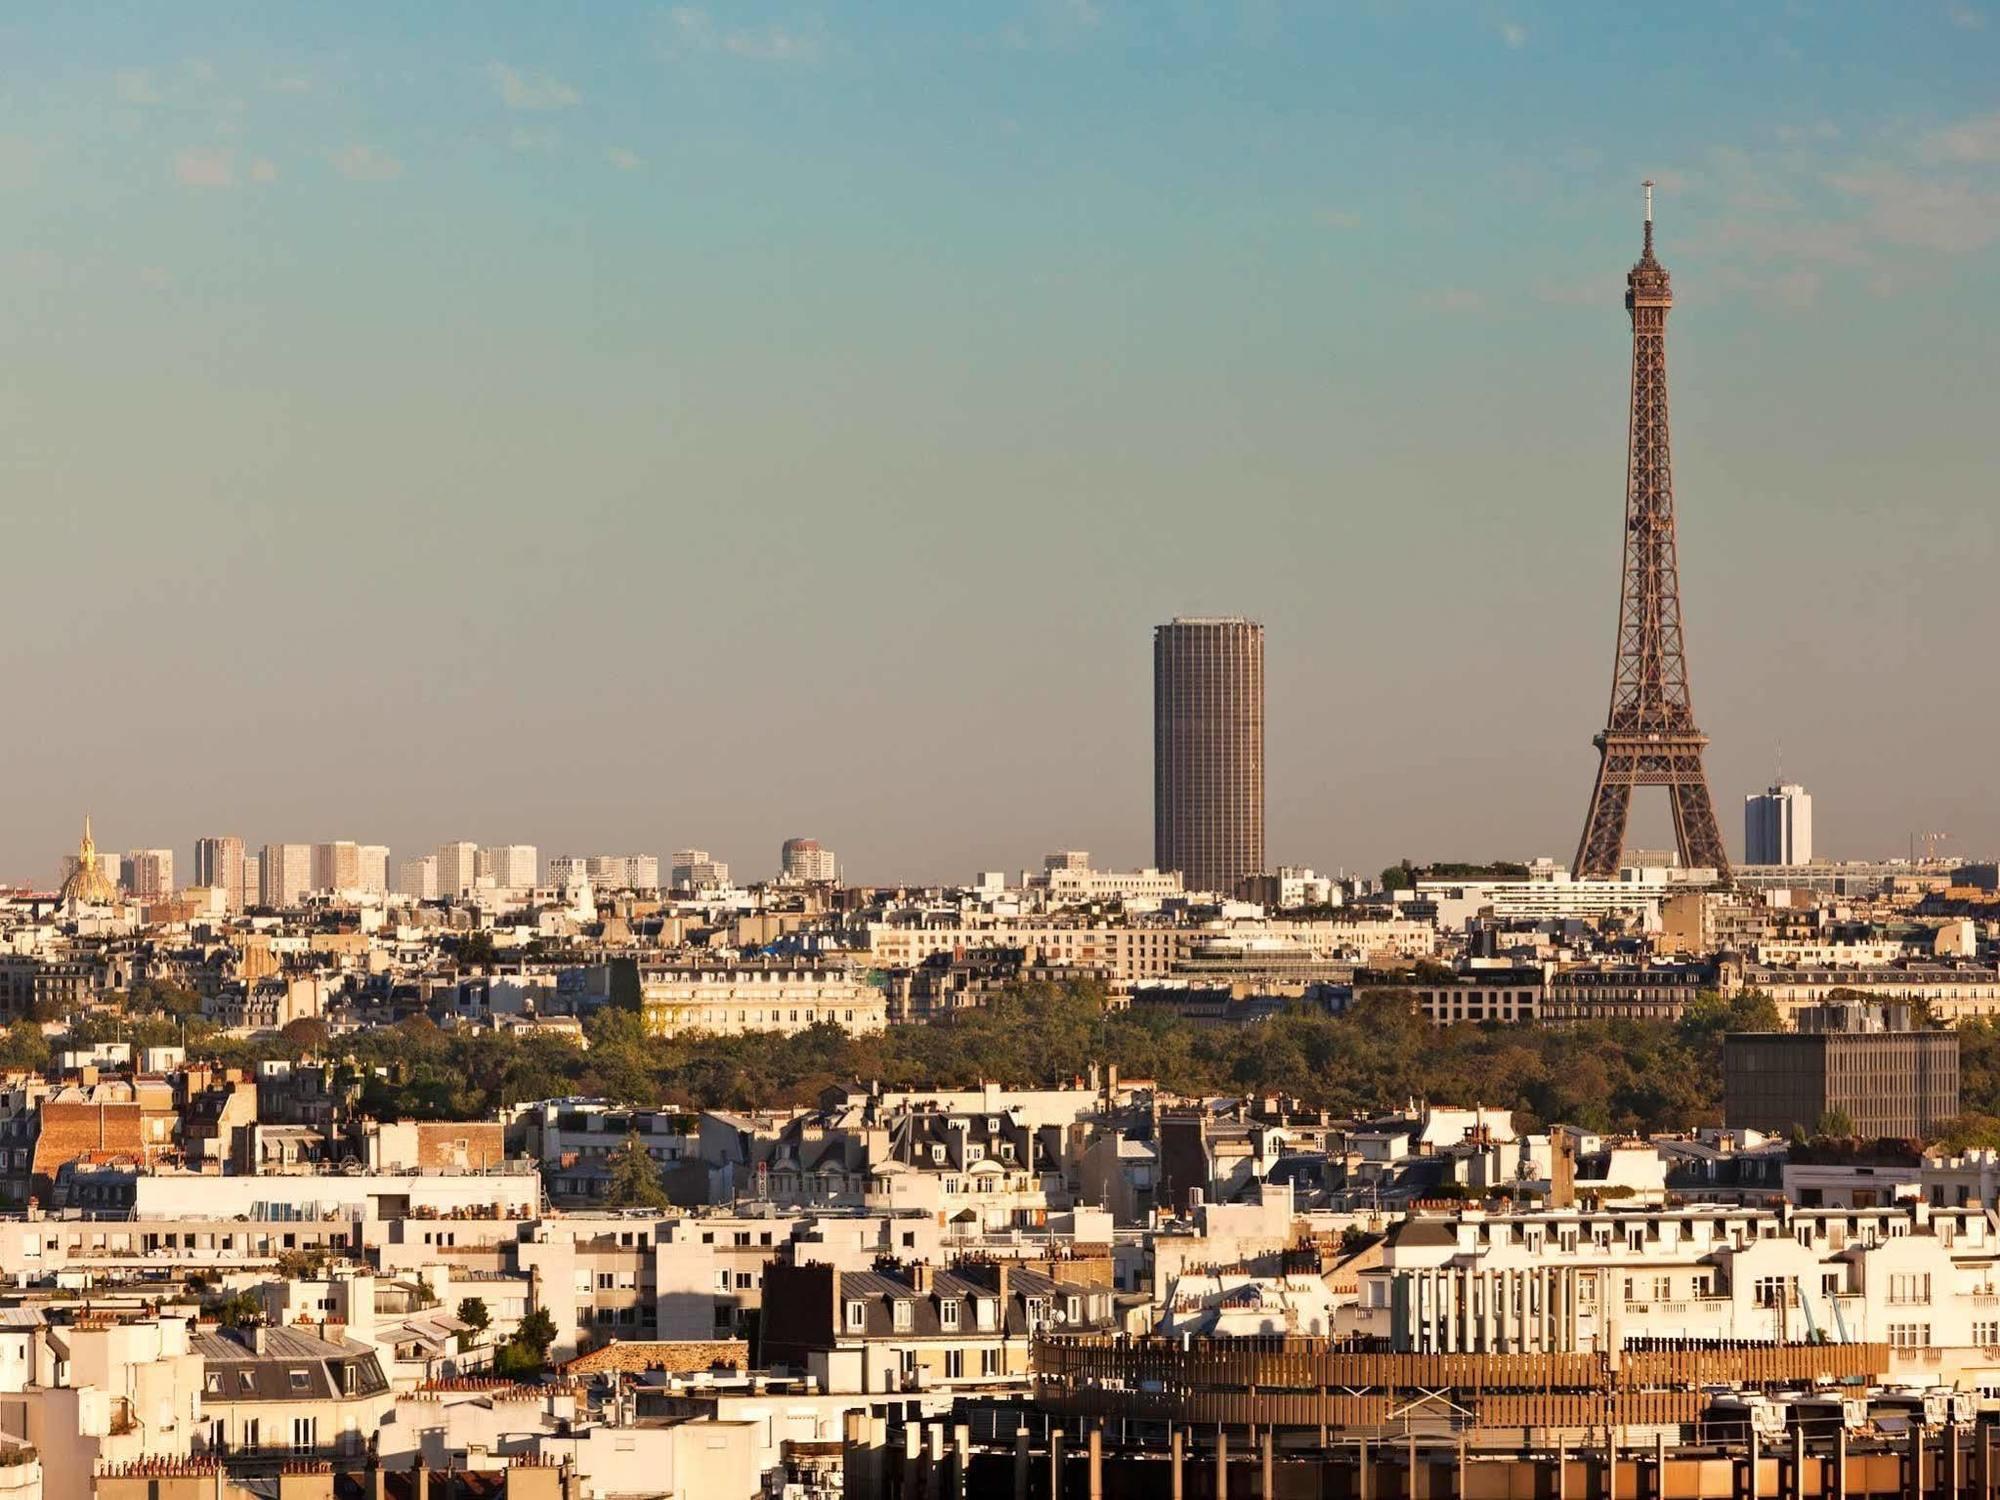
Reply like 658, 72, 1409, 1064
1571, 184, 1731, 880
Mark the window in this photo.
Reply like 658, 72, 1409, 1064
288, 1369, 311, 1392
1888, 1323, 1933, 1348
981, 1348, 1001, 1376
846, 1300, 865, 1332
944, 1349, 964, 1379
892, 1300, 913, 1331
1973, 1320, 2000, 1346
1753, 1276, 1790, 1309
1888, 1272, 1932, 1305
291, 1416, 316, 1455
940, 1299, 960, 1331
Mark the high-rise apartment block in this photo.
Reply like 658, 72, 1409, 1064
780, 837, 838, 884
549, 855, 661, 892
671, 849, 730, 891
434, 842, 479, 898
398, 854, 439, 901
120, 849, 175, 900
1154, 616, 1265, 896
478, 844, 538, 890
358, 844, 390, 896
193, 836, 246, 910
260, 843, 313, 907
312, 841, 362, 894
1744, 783, 1813, 866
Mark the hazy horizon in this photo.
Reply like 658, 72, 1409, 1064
5, 3, 1998, 887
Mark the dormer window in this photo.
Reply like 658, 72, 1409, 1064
930, 1144, 947, 1164
845, 1300, 865, 1332
940, 1299, 960, 1330
966, 1145, 984, 1163
892, 1300, 913, 1331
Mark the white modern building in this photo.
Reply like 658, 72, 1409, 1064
260, 842, 313, 907
780, 837, 839, 884
1745, 783, 1813, 866
671, 848, 730, 891
549, 854, 661, 892
479, 844, 539, 891
120, 849, 174, 900
398, 854, 439, 901
435, 841, 480, 897
193, 836, 246, 910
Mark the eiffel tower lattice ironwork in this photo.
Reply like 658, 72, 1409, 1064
1572, 184, 1731, 880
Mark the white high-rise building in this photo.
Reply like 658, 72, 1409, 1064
549, 854, 660, 892
312, 841, 362, 893
121, 849, 175, 900
1744, 783, 1813, 865
194, 836, 245, 910
358, 844, 391, 896
435, 841, 479, 898
260, 843, 313, 906
671, 848, 729, 891
479, 844, 538, 890
399, 854, 439, 901
780, 837, 838, 884
241, 851, 261, 910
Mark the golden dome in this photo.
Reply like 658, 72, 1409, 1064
58, 814, 119, 906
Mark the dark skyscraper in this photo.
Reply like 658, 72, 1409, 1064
1154, 616, 1264, 896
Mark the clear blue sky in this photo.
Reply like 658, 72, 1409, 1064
3, 2, 1997, 884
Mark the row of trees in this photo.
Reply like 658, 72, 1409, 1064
87, 977, 1783, 1136
62, 974, 2000, 1148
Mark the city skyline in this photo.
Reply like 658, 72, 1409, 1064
4, 5, 1998, 882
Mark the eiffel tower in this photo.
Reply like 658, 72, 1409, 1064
1572, 184, 1730, 880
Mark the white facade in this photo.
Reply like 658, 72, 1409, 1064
119, 849, 174, 900
260, 842, 313, 906
781, 837, 839, 883
358, 844, 391, 895
671, 848, 730, 890
549, 854, 660, 891
435, 841, 480, 897
193, 836, 246, 911
398, 854, 439, 901
313, 840, 362, 893
479, 844, 539, 890
635, 963, 887, 1037
1746, 782, 1813, 865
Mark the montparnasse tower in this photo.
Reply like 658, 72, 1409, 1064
57, 814, 119, 906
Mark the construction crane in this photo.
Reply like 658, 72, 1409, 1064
1910, 830, 1953, 862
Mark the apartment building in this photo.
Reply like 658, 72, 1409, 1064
191, 1324, 392, 1461
762, 1258, 1117, 1394
1355, 1200, 2000, 1391
632, 962, 887, 1038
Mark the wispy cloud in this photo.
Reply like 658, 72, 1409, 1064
1497, 20, 1528, 48
1921, 112, 2000, 164
1826, 170, 2000, 254
664, 7, 822, 63
489, 61, 581, 111
174, 147, 234, 188
326, 144, 403, 182
606, 146, 646, 171
1946, 1, 1987, 29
